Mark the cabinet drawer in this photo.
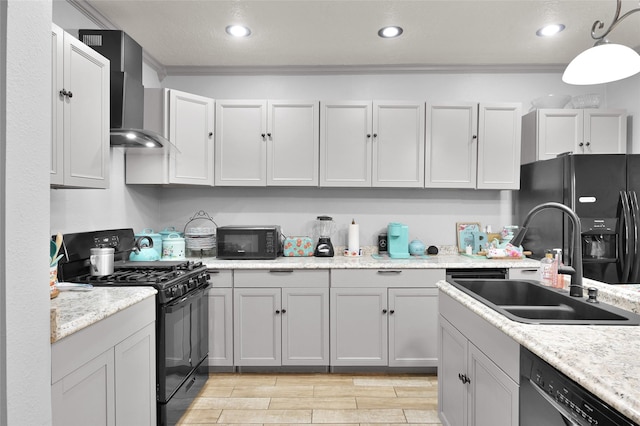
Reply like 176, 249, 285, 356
207, 269, 233, 288
234, 269, 329, 287
331, 269, 444, 287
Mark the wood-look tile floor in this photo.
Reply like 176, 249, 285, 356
178, 373, 441, 425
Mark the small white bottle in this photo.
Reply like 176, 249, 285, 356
539, 249, 558, 287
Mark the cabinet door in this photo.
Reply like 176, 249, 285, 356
330, 287, 388, 366
537, 109, 582, 160
388, 288, 438, 367
468, 343, 519, 426
320, 101, 372, 187
234, 288, 281, 366
373, 101, 425, 188
476, 102, 522, 190
52, 349, 115, 426
114, 322, 156, 426
62, 31, 110, 188
168, 89, 214, 185
438, 317, 467, 426
426, 103, 477, 188
215, 100, 267, 186
208, 287, 233, 366
582, 109, 627, 154
282, 287, 329, 365
267, 100, 319, 186
51, 24, 64, 185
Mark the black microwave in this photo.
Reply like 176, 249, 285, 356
216, 226, 283, 259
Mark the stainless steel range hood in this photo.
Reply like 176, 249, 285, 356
78, 29, 175, 151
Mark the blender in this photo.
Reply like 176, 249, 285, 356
314, 215, 335, 257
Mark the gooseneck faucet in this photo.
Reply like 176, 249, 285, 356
510, 202, 584, 297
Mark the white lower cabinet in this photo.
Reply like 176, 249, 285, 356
51, 297, 156, 426
438, 291, 519, 426
330, 287, 388, 365
330, 269, 442, 367
233, 270, 330, 366
208, 270, 234, 367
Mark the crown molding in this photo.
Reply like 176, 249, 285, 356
163, 63, 566, 77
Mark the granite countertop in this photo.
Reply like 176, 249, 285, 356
196, 252, 541, 270
438, 278, 640, 424
50, 287, 157, 343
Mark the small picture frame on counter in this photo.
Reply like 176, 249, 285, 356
456, 222, 481, 253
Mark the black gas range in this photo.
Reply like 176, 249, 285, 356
73, 260, 209, 304
57, 228, 210, 426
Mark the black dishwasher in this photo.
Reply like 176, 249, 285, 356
520, 347, 637, 425
446, 268, 507, 280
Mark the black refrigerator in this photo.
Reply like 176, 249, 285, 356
515, 154, 640, 284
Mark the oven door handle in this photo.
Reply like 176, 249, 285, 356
165, 287, 204, 313
528, 379, 581, 426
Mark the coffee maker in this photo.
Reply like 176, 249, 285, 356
387, 222, 410, 258
314, 216, 335, 257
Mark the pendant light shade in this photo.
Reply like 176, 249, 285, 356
563, 43, 640, 85
562, 0, 640, 85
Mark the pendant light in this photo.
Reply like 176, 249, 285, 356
563, 0, 640, 85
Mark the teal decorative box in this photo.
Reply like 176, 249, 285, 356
284, 237, 314, 257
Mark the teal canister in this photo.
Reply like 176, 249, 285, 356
135, 228, 162, 258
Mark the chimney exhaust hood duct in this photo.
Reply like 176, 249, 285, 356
78, 29, 176, 151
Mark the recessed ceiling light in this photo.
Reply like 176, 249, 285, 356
378, 26, 403, 38
226, 25, 251, 37
536, 24, 565, 37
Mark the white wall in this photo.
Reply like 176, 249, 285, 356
606, 72, 640, 152
50, 149, 161, 234
163, 72, 607, 106
2, 1, 52, 425
157, 187, 507, 249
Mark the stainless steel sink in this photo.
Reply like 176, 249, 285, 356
446, 278, 640, 325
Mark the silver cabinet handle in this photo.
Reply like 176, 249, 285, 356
377, 270, 402, 274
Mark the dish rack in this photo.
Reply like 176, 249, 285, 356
184, 210, 218, 258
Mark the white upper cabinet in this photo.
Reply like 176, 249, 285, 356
320, 101, 425, 188
476, 103, 522, 190
215, 100, 319, 186
268, 100, 320, 186
126, 88, 215, 185
521, 108, 627, 164
425, 102, 522, 190
373, 102, 425, 187
215, 100, 267, 186
51, 24, 110, 188
320, 101, 372, 187
426, 103, 478, 189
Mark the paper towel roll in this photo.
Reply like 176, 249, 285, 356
348, 220, 359, 253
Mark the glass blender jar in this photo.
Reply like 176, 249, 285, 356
314, 215, 335, 257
